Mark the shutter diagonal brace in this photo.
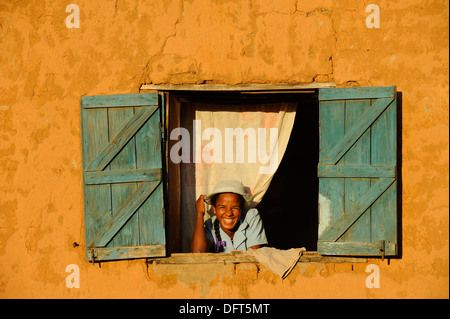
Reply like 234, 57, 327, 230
88, 180, 160, 248
319, 178, 395, 242
321, 97, 394, 165
86, 106, 158, 172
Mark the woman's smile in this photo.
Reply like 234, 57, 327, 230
222, 217, 237, 226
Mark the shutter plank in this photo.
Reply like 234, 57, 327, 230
82, 93, 159, 108
135, 106, 165, 246
108, 107, 139, 248
319, 86, 395, 101
81, 108, 112, 254
318, 100, 345, 236
341, 99, 371, 243
317, 165, 396, 177
88, 245, 165, 262
371, 98, 397, 243
84, 169, 162, 185
317, 241, 396, 256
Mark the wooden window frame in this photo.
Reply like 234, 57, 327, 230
139, 82, 373, 265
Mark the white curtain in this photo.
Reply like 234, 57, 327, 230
176, 101, 297, 252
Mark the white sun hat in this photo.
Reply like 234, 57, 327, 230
204, 180, 253, 209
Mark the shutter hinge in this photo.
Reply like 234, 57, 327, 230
160, 124, 165, 140
89, 249, 101, 268
379, 240, 385, 261
89, 249, 96, 264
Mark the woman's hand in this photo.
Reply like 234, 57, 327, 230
195, 194, 206, 216
191, 194, 212, 253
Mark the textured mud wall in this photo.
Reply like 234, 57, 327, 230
0, 0, 448, 298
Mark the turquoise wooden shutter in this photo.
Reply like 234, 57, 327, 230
81, 93, 166, 262
317, 86, 397, 256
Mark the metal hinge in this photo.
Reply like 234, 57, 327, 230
379, 240, 386, 261
89, 249, 96, 264
161, 124, 165, 140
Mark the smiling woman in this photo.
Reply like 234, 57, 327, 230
191, 180, 268, 253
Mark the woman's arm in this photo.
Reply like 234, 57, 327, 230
191, 195, 213, 253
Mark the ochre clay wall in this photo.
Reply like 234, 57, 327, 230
0, 0, 448, 298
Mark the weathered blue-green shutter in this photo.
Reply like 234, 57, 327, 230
317, 86, 397, 256
81, 93, 166, 262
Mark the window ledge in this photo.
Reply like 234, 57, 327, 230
146, 252, 368, 265
140, 82, 336, 92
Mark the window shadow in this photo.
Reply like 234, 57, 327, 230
257, 95, 319, 251
395, 91, 403, 260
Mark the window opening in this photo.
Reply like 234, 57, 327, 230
166, 90, 318, 253
257, 94, 319, 251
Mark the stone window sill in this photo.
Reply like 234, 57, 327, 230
146, 251, 368, 265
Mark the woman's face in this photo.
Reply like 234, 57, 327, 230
213, 193, 243, 236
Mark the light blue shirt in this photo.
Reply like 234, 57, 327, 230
204, 208, 268, 253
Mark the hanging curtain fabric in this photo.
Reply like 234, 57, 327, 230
177, 101, 297, 252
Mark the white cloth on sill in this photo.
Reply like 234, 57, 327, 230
247, 247, 306, 279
